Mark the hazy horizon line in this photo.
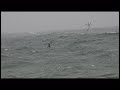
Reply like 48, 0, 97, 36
1, 25, 119, 34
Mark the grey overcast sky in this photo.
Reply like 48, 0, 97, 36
1, 12, 119, 33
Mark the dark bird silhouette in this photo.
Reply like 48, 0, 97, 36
48, 43, 51, 48
47, 40, 54, 48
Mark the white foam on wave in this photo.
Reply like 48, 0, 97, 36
32, 50, 36, 52
66, 66, 72, 69
79, 33, 86, 35
106, 32, 117, 33
4, 49, 8, 51
91, 65, 95, 67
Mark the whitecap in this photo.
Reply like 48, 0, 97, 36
91, 65, 95, 67
32, 50, 36, 52
4, 49, 8, 51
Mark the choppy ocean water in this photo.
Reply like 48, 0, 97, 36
1, 32, 119, 78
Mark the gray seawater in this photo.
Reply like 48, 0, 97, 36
1, 32, 119, 78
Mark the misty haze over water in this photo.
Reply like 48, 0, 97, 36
1, 12, 119, 33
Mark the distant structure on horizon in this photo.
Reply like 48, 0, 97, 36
85, 22, 92, 32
